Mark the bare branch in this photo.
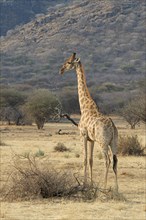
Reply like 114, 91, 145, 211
60, 113, 78, 127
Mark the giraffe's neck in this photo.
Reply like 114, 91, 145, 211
76, 62, 100, 115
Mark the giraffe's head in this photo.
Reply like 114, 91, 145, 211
60, 53, 80, 75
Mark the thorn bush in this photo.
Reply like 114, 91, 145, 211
118, 135, 144, 156
54, 143, 70, 152
1, 153, 126, 202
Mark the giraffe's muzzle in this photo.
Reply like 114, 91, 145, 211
60, 68, 64, 75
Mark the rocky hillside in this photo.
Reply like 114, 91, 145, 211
0, 0, 70, 36
1, 0, 145, 97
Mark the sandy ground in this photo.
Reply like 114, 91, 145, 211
0, 117, 146, 220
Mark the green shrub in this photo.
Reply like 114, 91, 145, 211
118, 135, 144, 156
35, 149, 45, 157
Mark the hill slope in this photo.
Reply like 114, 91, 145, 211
1, 0, 145, 94
0, 0, 70, 36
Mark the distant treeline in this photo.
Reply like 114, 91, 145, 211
0, 85, 145, 129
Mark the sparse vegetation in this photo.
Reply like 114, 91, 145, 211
118, 135, 144, 156
25, 89, 61, 129
0, 89, 26, 125
75, 153, 80, 158
2, 154, 74, 201
0, 119, 145, 219
2, 153, 124, 202
54, 143, 70, 152
35, 149, 45, 157
59, 87, 80, 114
121, 101, 140, 129
0, 140, 7, 146
121, 94, 146, 128
1, 0, 145, 99
0, 0, 146, 218
121, 64, 138, 75
0, 0, 65, 36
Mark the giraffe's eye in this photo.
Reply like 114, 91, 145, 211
67, 62, 72, 64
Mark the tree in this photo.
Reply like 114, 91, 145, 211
121, 101, 140, 129
0, 88, 25, 107
132, 95, 146, 123
0, 89, 26, 125
26, 89, 61, 129
58, 88, 80, 114
121, 64, 138, 75
121, 94, 146, 129
134, 80, 146, 123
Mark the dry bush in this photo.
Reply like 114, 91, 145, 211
1, 153, 125, 202
2, 154, 74, 201
0, 140, 7, 146
54, 143, 70, 152
118, 135, 144, 156
75, 153, 80, 158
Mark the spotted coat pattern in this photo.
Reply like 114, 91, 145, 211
60, 53, 118, 191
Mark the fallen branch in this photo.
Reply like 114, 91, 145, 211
60, 114, 78, 127
56, 129, 76, 135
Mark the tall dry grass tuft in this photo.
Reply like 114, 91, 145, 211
54, 143, 70, 152
0, 140, 7, 146
118, 135, 144, 156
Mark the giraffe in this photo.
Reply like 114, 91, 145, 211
60, 53, 118, 191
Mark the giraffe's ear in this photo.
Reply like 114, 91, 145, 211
75, 58, 80, 62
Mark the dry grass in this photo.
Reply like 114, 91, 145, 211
118, 135, 144, 156
1, 152, 125, 203
54, 142, 70, 152
0, 140, 7, 146
0, 118, 146, 220
2, 153, 74, 201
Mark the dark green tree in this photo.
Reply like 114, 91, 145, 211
26, 89, 61, 129
0, 88, 26, 125
58, 88, 80, 114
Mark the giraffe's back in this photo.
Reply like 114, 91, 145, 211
80, 115, 117, 146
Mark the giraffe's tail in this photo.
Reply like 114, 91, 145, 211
109, 118, 118, 191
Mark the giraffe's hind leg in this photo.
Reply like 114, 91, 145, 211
103, 149, 111, 189
113, 154, 118, 191
110, 140, 118, 192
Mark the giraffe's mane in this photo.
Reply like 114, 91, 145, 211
78, 61, 101, 113
78, 61, 92, 99
79, 61, 84, 74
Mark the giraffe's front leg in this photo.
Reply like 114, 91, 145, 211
83, 136, 88, 186
89, 141, 94, 185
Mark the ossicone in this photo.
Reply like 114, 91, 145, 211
72, 52, 76, 59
